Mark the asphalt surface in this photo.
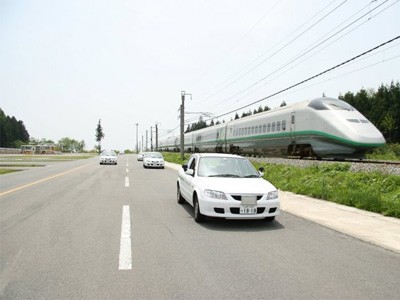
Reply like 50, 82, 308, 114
1, 154, 400, 299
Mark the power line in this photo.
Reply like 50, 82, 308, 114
208, 0, 393, 113
187, 0, 284, 90
191, 0, 347, 107
207, 35, 400, 121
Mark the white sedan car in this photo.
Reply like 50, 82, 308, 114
137, 151, 145, 161
177, 153, 279, 222
143, 152, 165, 169
99, 150, 118, 165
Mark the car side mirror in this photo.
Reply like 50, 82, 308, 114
258, 167, 264, 177
182, 164, 188, 172
185, 169, 194, 176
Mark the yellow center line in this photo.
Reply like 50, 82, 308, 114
0, 163, 93, 197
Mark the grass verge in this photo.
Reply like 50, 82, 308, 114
252, 162, 400, 218
0, 169, 21, 175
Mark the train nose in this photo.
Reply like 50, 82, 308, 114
349, 122, 386, 145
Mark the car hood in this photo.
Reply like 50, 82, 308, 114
101, 155, 116, 159
145, 158, 163, 161
196, 177, 276, 194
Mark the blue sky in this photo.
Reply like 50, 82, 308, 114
1, 0, 399, 151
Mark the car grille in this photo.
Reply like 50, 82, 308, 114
230, 195, 263, 201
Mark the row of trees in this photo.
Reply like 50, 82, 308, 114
185, 101, 285, 133
27, 137, 86, 152
0, 108, 86, 152
0, 108, 30, 148
339, 81, 400, 143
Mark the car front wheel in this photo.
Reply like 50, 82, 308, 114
193, 195, 205, 223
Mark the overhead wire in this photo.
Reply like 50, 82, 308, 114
202, 35, 400, 122
207, 0, 393, 114
187, 0, 284, 90
210, 0, 399, 115
190, 0, 347, 108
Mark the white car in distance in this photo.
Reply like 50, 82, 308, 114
137, 151, 145, 161
99, 150, 118, 165
177, 153, 280, 222
143, 152, 165, 169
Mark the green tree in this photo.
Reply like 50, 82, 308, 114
58, 137, 85, 152
95, 119, 105, 153
0, 108, 29, 147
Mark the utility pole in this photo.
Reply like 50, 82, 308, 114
146, 130, 148, 151
135, 123, 139, 153
150, 126, 153, 151
180, 91, 191, 160
155, 123, 158, 151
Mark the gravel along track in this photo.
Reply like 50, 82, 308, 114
249, 157, 400, 176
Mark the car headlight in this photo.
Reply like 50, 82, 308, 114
204, 189, 227, 200
267, 190, 278, 200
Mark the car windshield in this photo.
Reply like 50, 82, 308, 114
146, 152, 163, 158
197, 157, 259, 178
101, 151, 116, 156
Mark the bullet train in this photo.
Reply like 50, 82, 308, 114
159, 97, 386, 159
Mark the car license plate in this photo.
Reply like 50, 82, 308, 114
240, 205, 257, 214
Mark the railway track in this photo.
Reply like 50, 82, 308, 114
249, 156, 400, 176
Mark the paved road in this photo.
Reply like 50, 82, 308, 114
1, 154, 400, 299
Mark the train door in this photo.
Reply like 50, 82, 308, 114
290, 112, 296, 144
216, 127, 225, 152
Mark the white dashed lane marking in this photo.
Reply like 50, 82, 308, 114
119, 205, 132, 270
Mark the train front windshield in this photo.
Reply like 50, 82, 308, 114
308, 98, 355, 111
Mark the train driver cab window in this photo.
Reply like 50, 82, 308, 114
308, 98, 355, 111
272, 122, 276, 132
277, 121, 281, 131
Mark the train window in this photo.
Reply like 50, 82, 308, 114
263, 124, 266, 133
259, 125, 262, 133
272, 122, 276, 132
282, 120, 286, 131
255, 126, 258, 134
267, 123, 271, 132
277, 121, 281, 131
251, 126, 254, 135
